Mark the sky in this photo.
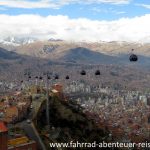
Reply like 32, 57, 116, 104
0, 0, 150, 42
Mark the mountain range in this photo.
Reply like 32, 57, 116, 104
0, 37, 150, 66
0, 37, 37, 46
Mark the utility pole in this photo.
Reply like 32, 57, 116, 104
45, 72, 50, 131
43, 72, 51, 131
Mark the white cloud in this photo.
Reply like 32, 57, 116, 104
136, 3, 150, 9
0, 14, 150, 43
0, 0, 130, 9
115, 11, 126, 14
0, 0, 58, 9
0, 7, 7, 11
91, 7, 126, 15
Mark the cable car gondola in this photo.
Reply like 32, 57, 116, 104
39, 76, 43, 80
47, 76, 51, 80
129, 54, 138, 62
54, 75, 59, 80
66, 75, 70, 80
95, 70, 101, 76
80, 70, 86, 75
129, 49, 138, 62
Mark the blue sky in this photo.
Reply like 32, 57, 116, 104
0, 0, 150, 20
0, 0, 150, 42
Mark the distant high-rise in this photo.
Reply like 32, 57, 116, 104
147, 97, 150, 106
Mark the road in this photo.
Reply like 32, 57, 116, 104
17, 95, 47, 150
20, 121, 47, 150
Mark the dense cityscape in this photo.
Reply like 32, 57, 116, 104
0, 70, 150, 149
1, 0, 150, 149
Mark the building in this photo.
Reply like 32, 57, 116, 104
52, 84, 63, 93
3, 106, 19, 123
0, 121, 8, 150
30, 86, 41, 94
52, 84, 64, 99
0, 121, 37, 150
147, 97, 150, 106
8, 136, 37, 150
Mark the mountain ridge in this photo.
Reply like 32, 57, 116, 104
0, 39, 149, 57
0, 38, 150, 66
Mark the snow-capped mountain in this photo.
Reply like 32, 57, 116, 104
48, 38, 63, 42
0, 37, 37, 46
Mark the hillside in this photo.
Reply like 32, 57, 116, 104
0, 47, 20, 60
